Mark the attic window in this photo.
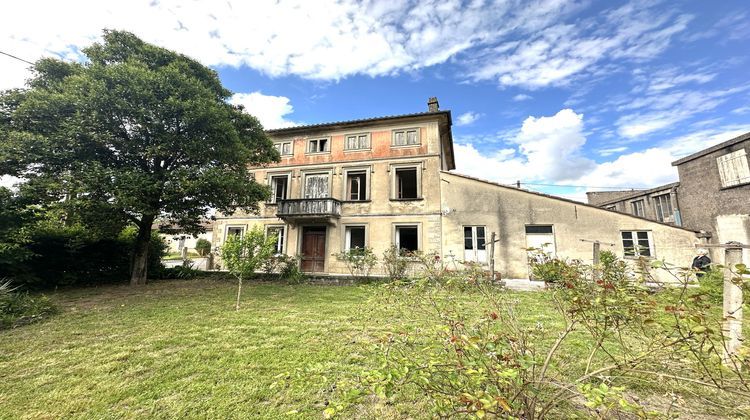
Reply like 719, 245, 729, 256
307, 138, 329, 153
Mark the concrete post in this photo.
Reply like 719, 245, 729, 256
181, 246, 188, 260
723, 244, 744, 365
207, 252, 214, 270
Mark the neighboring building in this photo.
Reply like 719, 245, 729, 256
157, 221, 214, 255
586, 182, 682, 225
672, 131, 750, 262
214, 98, 703, 281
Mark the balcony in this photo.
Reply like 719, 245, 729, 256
276, 198, 342, 221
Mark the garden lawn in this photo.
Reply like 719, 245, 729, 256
0, 277, 744, 419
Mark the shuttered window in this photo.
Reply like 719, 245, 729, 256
717, 149, 750, 187
392, 128, 419, 146
345, 133, 370, 150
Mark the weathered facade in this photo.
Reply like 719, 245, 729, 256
586, 182, 682, 225
672, 132, 750, 263
214, 99, 704, 280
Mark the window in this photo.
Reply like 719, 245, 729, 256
266, 225, 285, 254
394, 167, 419, 199
717, 149, 750, 187
631, 200, 645, 217
604, 205, 617, 211
269, 175, 289, 203
345, 133, 370, 150
346, 170, 367, 201
621, 231, 653, 258
307, 138, 329, 153
274, 141, 293, 156
304, 173, 329, 198
395, 225, 419, 252
392, 128, 419, 146
344, 225, 366, 251
463, 226, 487, 263
653, 194, 673, 222
226, 226, 244, 239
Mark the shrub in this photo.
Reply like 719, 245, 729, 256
155, 265, 202, 280
334, 247, 378, 279
0, 279, 57, 329
195, 238, 211, 256
528, 248, 583, 284
278, 255, 304, 284
382, 245, 409, 281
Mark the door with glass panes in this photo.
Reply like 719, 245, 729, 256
464, 226, 487, 263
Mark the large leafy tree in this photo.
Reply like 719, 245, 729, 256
0, 30, 277, 285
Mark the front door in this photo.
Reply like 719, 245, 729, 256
301, 226, 326, 272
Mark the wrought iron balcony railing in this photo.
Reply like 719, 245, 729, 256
276, 198, 342, 219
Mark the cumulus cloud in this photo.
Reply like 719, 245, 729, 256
454, 109, 594, 183
1, 0, 693, 90
229, 92, 299, 129
453, 109, 750, 202
456, 111, 482, 126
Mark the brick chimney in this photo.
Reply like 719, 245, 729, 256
427, 97, 439, 112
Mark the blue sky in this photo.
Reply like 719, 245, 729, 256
2, 0, 750, 200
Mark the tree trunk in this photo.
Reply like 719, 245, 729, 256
235, 277, 243, 311
130, 215, 155, 286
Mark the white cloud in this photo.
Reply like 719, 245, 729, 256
229, 92, 299, 129
456, 111, 482, 126
0, 0, 693, 90
513, 94, 532, 101
454, 109, 750, 201
455, 109, 594, 183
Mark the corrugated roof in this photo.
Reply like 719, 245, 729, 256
672, 131, 750, 166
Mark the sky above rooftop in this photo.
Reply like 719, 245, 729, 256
2, 0, 749, 201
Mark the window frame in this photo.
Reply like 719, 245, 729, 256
306, 137, 331, 154
342, 224, 368, 252
652, 194, 673, 222
390, 163, 422, 201
630, 199, 645, 217
265, 225, 286, 255
463, 225, 487, 263
273, 140, 294, 156
717, 148, 750, 188
267, 172, 292, 204
620, 230, 654, 259
393, 223, 421, 253
391, 127, 421, 148
343, 132, 371, 151
225, 225, 246, 241
301, 169, 333, 199
342, 167, 370, 202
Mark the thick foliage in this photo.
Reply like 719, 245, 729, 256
0, 279, 57, 329
334, 247, 378, 279
195, 238, 212, 256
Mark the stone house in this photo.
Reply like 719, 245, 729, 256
214, 98, 704, 281
672, 131, 750, 263
586, 182, 682, 225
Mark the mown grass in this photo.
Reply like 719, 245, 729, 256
0, 277, 745, 418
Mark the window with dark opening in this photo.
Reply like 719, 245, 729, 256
308, 138, 329, 153
346, 226, 366, 250
395, 168, 418, 199
346, 171, 367, 201
524, 225, 553, 234
270, 175, 288, 203
226, 227, 244, 238
396, 225, 419, 252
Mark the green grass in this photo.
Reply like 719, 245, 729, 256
0, 278, 744, 418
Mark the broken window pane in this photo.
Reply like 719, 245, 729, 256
346, 226, 366, 250
347, 171, 367, 201
397, 226, 418, 252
